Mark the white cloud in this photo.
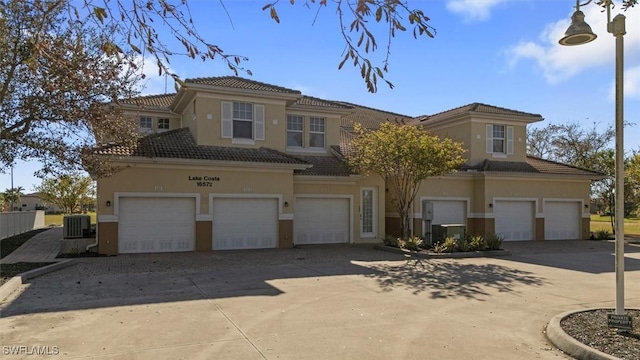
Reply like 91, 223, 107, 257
506, 6, 640, 84
446, 0, 510, 22
608, 65, 640, 100
134, 56, 180, 95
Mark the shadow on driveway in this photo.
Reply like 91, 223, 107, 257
500, 240, 640, 274
0, 245, 546, 317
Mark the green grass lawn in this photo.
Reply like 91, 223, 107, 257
45, 212, 97, 226
590, 215, 640, 236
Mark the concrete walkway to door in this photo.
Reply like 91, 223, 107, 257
0, 227, 64, 264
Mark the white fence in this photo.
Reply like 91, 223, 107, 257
0, 211, 46, 240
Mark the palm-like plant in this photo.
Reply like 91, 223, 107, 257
3, 186, 24, 211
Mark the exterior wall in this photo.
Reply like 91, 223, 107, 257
195, 221, 212, 251
279, 219, 293, 248
468, 121, 528, 164
384, 173, 591, 241
428, 122, 472, 156
293, 174, 385, 243
582, 218, 591, 240
535, 218, 545, 241
98, 222, 118, 255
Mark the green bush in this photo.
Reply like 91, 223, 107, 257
433, 236, 458, 253
595, 229, 611, 240
485, 233, 504, 250
458, 236, 471, 252
383, 234, 399, 247
468, 235, 487, 251
401, 236, 424, 251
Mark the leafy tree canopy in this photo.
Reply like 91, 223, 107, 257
35, 172, 95, 214
350, 122, 466, 239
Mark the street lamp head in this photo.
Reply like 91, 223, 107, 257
559, 10, 597, 46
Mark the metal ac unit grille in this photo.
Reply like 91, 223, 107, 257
63, 215, 91, 239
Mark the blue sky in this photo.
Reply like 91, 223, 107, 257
2, 0, 639, 192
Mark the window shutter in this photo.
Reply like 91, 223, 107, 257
254, 104, 265, 141
221, 101, 232, 138
486, 124, 493, 153
506, 126, 514, 155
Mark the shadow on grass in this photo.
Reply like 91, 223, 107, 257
364, 259, 545, 300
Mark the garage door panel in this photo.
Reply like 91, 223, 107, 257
494, 201, 534, 241
212, 198, 278, 250
545, 202, 580, 240
118, 197, 195, 253
294, 198, 349, 245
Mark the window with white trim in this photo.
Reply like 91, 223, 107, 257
287, 115, 304, 147
309, 117, 325, 148
486, 124, 514, 155
158, 118, 170, 130
140, 116, 152, 130
221, 101, 265, 141
232, 102, 253, 139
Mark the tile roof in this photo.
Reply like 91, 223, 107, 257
96, 128, 308, 165
461, 157, 603, 177
293, 155, 353, 177
184, 76, 301, 94
294, 96, 353, 109
120, 93, 175, 108
417, 102, 542, 123
338, 102, 414, 130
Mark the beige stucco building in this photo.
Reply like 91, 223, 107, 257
94, 77, 601, 255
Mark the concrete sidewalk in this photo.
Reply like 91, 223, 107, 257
0, 227, 64, 264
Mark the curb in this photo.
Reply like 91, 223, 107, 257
373, 244, 511, 259
546, 308, 634, 360
0, 260, 76, 302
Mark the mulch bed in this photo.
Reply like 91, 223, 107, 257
561, 309, 640, 360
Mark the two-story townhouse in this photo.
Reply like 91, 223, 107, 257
93, 76, 601, 255
383, 103, 601, 242
95, 77, 389, 255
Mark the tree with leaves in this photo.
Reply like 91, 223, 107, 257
350, 122, 466, 239
3, 186, 24, 211
1, 0, 437, 179
35, 173, 96, 214
0, 0, 139, 178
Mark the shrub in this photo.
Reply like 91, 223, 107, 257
485, 233, 504, 250
595, 230, 611, 240
383, 234, 400, 247
468, 235, 487, 251
402, 236, 424, 251
458, 236, 471, 252
433, 236, 458, 253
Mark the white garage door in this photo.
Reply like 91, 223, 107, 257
118, 197, 195, 253
212, 198, 278, 250
431, 200, 467, 225
294, 198, 350, 245
545, 201, 581, 240
494, 201, 534, 241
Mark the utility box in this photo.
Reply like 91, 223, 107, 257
63, 215, 91, 239
431, 224, 466, 244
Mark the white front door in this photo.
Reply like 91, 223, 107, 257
294, 197, 350, 244
212, 198, 278, 250
118, 197, 196, 253
494, 200, 534, 241
545, 201, 581, 240
361, 188, 377, 238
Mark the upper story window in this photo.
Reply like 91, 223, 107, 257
287, 115, 304, 147
158, 118, 170, 130
232, 102, 253, 139
221, 101, 265, 142
140, 116, 152, 130
309, 117, 325, 148
486, 124, 513, 156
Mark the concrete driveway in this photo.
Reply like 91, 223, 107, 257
1, 242, 640, 359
